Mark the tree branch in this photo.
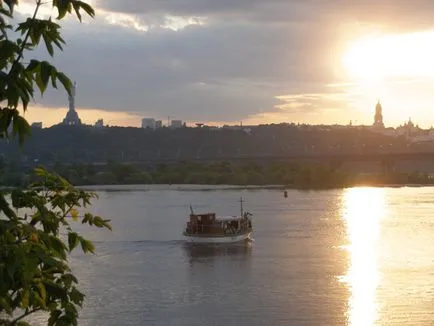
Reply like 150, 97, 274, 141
5, 0, 42, 87
10, 307, 41, 324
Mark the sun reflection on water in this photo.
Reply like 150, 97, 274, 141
340, 187, 386, 326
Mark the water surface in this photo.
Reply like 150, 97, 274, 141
31, 186, 434, 325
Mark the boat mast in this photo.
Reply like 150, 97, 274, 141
240, 197, 244, 217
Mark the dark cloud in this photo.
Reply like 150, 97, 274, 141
18, 0, 434, 124
96, 0, 283, 18
97, 0, 434, 30
31, 14, 340, 121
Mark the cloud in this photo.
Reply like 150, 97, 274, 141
30, 15, 341, 121
96, 0, 434, 30
11, 0, 434, 127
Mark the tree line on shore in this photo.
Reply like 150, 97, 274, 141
2, 160, 433, 189
2, 122, 433, 166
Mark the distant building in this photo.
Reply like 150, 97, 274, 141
31, 122, 42, 129
373, 100, 384, 129
410, 130, 434, 143
223, 125, 242, 130
397, 118, 422, 139
171, 120, 183, 129
142, 118, 156, 129
62, 82, 82, 126
155, 120, 163, 129
95, 119, 104, 128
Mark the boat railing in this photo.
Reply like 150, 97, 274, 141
185, 221, 252, 236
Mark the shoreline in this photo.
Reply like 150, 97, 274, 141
2, 183, 434, 192
76, 183, 434, 191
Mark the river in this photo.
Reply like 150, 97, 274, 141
31, 185, 434, 325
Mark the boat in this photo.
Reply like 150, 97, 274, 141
183, 198, 253, 244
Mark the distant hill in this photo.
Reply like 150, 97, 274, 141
0, 123, 419, 166
2, 124, 434, 188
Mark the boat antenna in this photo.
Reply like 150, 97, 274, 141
189, 204, 194, 215
240, 197, 244, 217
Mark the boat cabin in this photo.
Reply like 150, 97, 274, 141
184, 212, 252, 237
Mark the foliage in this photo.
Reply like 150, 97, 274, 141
0, 167, 111, 325
53, 161, 434, 188
2, 157, 434, 189
6, 160, 351, 188
0, 1, 111, 325
0, 123, 419, 167
0, 0, 94, 144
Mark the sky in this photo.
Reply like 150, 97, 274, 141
13, 0, 434, 128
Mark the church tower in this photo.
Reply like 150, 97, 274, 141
62, 82, 82, 125
373, 100, 384, 128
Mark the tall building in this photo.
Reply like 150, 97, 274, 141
155, 120, 163, 129
171, 120, 183, 129
373, 100, 384, 128
95, 119, 104, 128
62, 82, 82, 125
142, 118, 156, 129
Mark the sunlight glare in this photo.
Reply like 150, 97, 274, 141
343, 31, 434, 83
340, 187, 386, 326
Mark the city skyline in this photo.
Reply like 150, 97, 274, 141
28, 97, 428, 130
16, 0, 434, 128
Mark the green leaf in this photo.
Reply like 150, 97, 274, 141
26, 60, 40, 73
4, 0, 18, 13
50, 66, 59, 88
12, 115, 32, 146
68, 232, 79, 251
72, 1, 82, 22
69, 287, 84, 306
48, 310, 62, 326
44, 280, 68, 300
54, 0, 72, 20
42, 33, 54, 56
50, 236, 67, 259
92, 215, 104, 227
0, 6, 13, 18
0, 193, 17, 219
17, 321, 31, 326
7, 260, 16, 281
61, 273, 78, 287
38, 61, 51, 94
79, 1, 95, 18
0, 3, 110, 324
56, 71, 72, 96
34, 167, 47, 177
79, 238, 95, 254
21, 289, 29, 309
77, 1, 95, 18
36, 282, 47, 302
0, 297, 12, 314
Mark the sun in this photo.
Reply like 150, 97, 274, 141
343, 30, 434, 84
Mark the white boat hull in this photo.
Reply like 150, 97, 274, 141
184, 232, 251, 244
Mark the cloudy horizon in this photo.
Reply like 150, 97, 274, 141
16, 0, 434, 128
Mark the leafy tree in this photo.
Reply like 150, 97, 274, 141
124, 172, 153, 185
91, 171, 117, 185
108, 163, 137, 184
0, 1, 111, 325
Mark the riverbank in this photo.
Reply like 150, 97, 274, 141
2, 161, 434, 190
75, 182, 434, 192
